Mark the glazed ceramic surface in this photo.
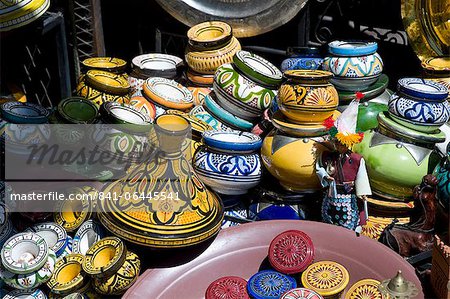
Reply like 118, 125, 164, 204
82, 237, 126, 279
344, 278, 387, 299
54, 190, 92, 233
76, 74, 130, 107
82, 57, 127, 73
322, 53, 383, 77
281, 288, 323, 299
205, 276, 249, 299
261, 129, 326, 192
249, 202, 304, 221
46, 253, 86, 295
338, 74, 389, 104
193, 146, 262, 195
247, 270, 297, 299
1, 102, 49, 124
25, 222, 69, 257
131, 53, 183, 78
187, 21, 232, 50
0, 0, 50, 32
186, 69, 215, 87
190, 104, 235, 131
397, 77, 448, 101
301, 261, 349, 297
188, 87, 212, 106
85, 70, 131, 95
281, 47, 323, 72
3, 289, 47, 299
330, 74, 381, 92
2, 122, 50, 155
204, 94, 254, 131
272, 110, 339, 137
278, 70, 338, 124
356, 101, 388, 132
128, 96, 157, 120
328, 41, 378, 56
202, 130, 262, 153
72, 220, 105, 255
233, 50, 283, 88
143, 77, 193, 110
55, 97, 99, 124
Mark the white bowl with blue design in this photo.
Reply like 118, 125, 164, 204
202, 130, 262, 153
193, 146, 262, 195
396, 78, 449, 101
25, 222, 70, 258
328, 40, 378, 56
322, 53, 383, 77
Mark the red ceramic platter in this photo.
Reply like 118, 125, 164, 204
205, 276, 250, 299
124, 220, 424, 299
268, 230, 314, 274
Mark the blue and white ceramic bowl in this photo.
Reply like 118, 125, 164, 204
322, 53, 383, 77
1, 102, 49, 124
193, 146, 262, 195
397, 78, 449, 101
202, 130, 262, 153
281, 47, 323, 72
328, 40, 378, 56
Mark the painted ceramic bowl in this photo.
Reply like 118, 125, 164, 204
261, 129, 327, 192
282, 47, 323, 72
272, 110, 340, 137
322, 53, 383, 77
1, 249, 56, 290
143, 77, 193, 110
204, 94, 254, 131
25, 222, 69, 257
93, 250, 141, 295
249, 202, 304, 221
397, 77, 448, 101
233, 50, 283, 88
72, 220, 106, 255
188, 87, 212, 106
301, 261, 349, 298
128, 73, 147, 96
214, 63, 276, 119
280, 288, 324, 299
205, 276, 250, 299
344, 278, 388, 299
46, 253, 86, 295
54, 97, 99, 124
54, 192, 92, 233
0, 0, 50, 31
278, 70, 338, 124
187, 21, 233, 50
247, 270, 297, 299
190, 105, 235, 131
165, 109, 213, 140
82, 57, 127, 73
202, 130, 262, 153
1, 102, 49, 124
186, 69, 215, 87
131, 53, 183, 79
185, 36, 241, 74
128, 96, 157, 120
100, 101, 152, 130
4, 289, 48, 299
330, 74, 381, 92
193, 146, 262, 195
328, 40, 378, 56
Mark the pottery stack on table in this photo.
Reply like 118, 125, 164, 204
262, 70, 339, 193
185, 21, 241, 87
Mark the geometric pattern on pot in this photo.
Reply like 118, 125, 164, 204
25, 222, 68, 257
189, 105, 235, 132
388, 94, 450, 124
322, 53, 383, 77
215, 64, 276, 111
279, 83, 338, 109
143, 77, 193, 110
397, 77, 449, 101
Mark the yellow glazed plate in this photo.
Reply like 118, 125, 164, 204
345, 279, 388, 299
82, 57, 127, 73
301, 260, 350, 296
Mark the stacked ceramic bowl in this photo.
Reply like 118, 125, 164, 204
185, 21, 241, 87
209, 50, 282, 131
193, 131, 262, 195
281, 47, 324, 72
261, 70, 339, 192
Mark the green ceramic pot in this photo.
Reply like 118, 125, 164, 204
356, 102, 388, 132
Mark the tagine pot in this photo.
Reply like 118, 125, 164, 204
98, 114, 224, 248
261, 129, 327, 192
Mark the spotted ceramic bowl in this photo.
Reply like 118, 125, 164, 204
322, 53, 383, 77
193, 146, 262, 195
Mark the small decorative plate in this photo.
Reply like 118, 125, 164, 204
202, 130, 262, 153
1, 232, 49, 275
47, 253, 86, 295
131, 53, 183, 78
301, 261, 350, 296
57, 97, 99, 124
1, 102, 49, 124
143, 77, 194, 110
397, 78, 448, 101
72, 220, 105, 255
247, 270, 297, 299
233, 50, 283, 88
268, 230, 314, 274
82, 237, 126, 279
272, 110, 340, 137
25, 222, 68, 257
85, 70, 130, 95
82, 57, 127, 73
345, 278, 388, 299
204, 94, 253, 131
205, 276, 250, 299
280, 288, 323, 299
328, 41, 378, 56
4, 289, 48, 299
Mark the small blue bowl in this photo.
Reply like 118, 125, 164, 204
1, 102, 49, 124
328, 40, 378, 56
202, 130, 262, 153
247, 270, 297, 299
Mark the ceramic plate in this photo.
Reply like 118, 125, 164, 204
1, 102, 49, 124
85, 70, 130, 94
57, 97, 99, 124
328, 41, 378, 56
301, 261, 349, 296
397, 78, 448, 101
102, 102, 152, 125
144, 77, 193, 110
25, 222, 68, 257
206, 276, 249, 299
204, 94, 254, 131
3, 289, 47, 299
72, 220, 105, 255
131, 54, 183, 78
82, 57, 127, 73
338, 74, 388, 102
233, 50, 283, 88
280, 288, 323, 299
272, 110, 339, 137
202, 130, 262, 153
248, 270, 297, 299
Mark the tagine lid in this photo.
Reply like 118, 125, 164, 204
47, 253, 86, 294
301, 261, 350, 296
269, 230, 314, 275
202, 130, 262, 153
4, 289, 47, 299
25, 222, 68, 257
233, 50, 283, 87
57, 97, 99, 124
1, 102, 49, 124
379, 270, 419, 298
397, 77, 449, 101
187, 21, 233, 49
280, 288, 324, 299
85, 70, 131, 94
344, 278, 388, 299
247, 270, 297, 299
82, 57, 127, 73
205, 276, 250, 299
82, 237, 126, 278
284, 70, 333, 81
328, 40, 378, 56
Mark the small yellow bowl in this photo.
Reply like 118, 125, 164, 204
82, 57, 127, 73
47, 254, 86, 295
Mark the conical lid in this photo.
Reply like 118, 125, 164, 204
379, 270, 419, 298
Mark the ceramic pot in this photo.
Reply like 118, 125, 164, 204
396, 77, 448, 101
81, 57, 127, 74
51, 97, 99, 124
3, 289, 47, 299
54, 189, 93, 233
93, 250, 140, 295
1, 102, 49, 124
1, 122, 50, 156
281, 47, 323, 72
330, 74, 381, 92
328, 40, 378, 56
214, 63, 276, 120
193, 146, 262, 195
261, 129, 327, 192
98, 114, 224, 248
301, 261, 349, 299
128, 96, 157, 120
143, 77, 194, 110
186, 69, 215, 87
338, 74, 389, 105
272, 110, 339, 137
131, 53, 183, 79
277, 70, 338, 124
354, 112, 444, 200
72, 220, 106, 255
189, 105, 234, 131
202, 130, 262, 153
187, 21, 233, 50
165, 109, 213, 141
249, 202, 304, 221
345, 279, 389, 299
25, 222, 69, 257
47, 253, 87, 295
0, 0, 49, 32
322, 53, 383, 77
76, 71, 131, 107
205, 276, 249, 299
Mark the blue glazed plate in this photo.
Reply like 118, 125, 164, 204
397, 78, 449, 101
247, 270, 297, 299
202, 130, 262, 153
328, 40, 378, 56
204, 94, 254, 131
1, 102, 49, 124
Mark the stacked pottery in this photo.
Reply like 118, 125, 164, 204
211, 50, 282, 131
185, 21, 241, 87
25, 222, 72, 259
281, 47, 324, 72
81, 57, 127, 75
354, 78, 449, 201
262, 70, 339, 192
193, 130, 262, 195
0, 232, 56, 290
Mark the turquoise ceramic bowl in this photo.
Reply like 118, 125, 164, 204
204, 94, 254, 131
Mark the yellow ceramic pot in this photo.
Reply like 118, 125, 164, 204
47, 254, 87, 295
261, 129, 327, 192
278, 70, 338, 124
